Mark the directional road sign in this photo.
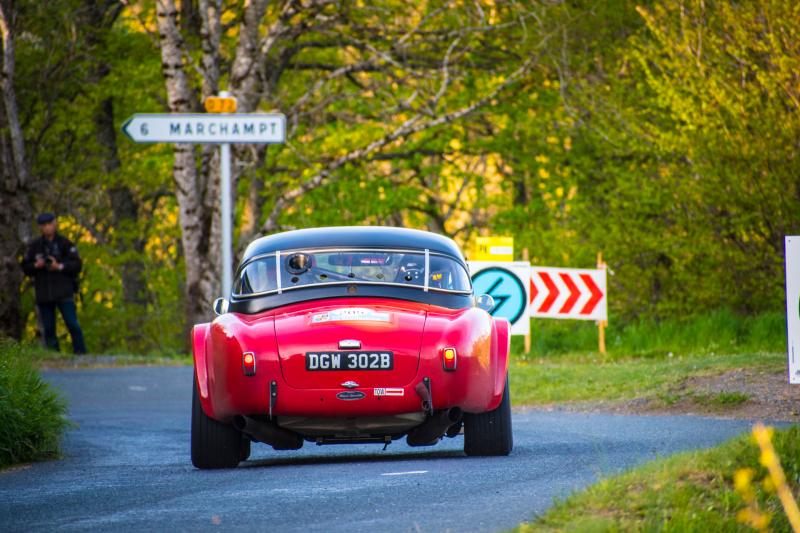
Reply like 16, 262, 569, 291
529, 267, 606, 321
468, 261, 531, 335
121, 105, 287, 298
785, 236, 800, 384
121, 113, 286, 144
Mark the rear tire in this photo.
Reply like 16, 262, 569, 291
463, 375, 513, 456
191, 379, 243, 469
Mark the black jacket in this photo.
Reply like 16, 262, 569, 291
21, 234, 82, 304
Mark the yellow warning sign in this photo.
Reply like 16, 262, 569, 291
473, 236, 514, 261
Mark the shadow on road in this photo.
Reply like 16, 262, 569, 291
240, 447, 467, 469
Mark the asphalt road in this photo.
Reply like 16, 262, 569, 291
0, 366, 763, 532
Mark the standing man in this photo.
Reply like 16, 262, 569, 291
20, 213, 87, 354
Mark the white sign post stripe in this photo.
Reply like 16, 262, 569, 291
786, 236, 800, 384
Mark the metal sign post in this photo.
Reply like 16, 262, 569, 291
122, 96, 286, 298
219, 123, 233, 295
785, 236, 800, 384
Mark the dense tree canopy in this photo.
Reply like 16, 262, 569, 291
1, 0, 797, 353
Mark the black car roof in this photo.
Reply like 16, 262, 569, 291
242, 226, 466, 263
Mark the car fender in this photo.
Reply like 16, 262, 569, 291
204, 313, 284, 421
192, 322, 214, 416
420, 307, 505, 413
488, 317, 510, 410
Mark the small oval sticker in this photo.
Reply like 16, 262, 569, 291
336, 391, 366, 401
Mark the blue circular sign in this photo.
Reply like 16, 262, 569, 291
471, 267, 526, 324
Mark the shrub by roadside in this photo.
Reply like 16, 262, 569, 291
517, 426, 800, 532
0, 341, 69, 468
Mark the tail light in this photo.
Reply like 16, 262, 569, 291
242, 352, 256, 376
442, 347, 457, 371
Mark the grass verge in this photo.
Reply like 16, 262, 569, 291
517, 426, 800, 532
519, 309, 785, 357
18, 342, 191, 369
510, 351, 783, 406
0, 341, 70, 469
33, 352, 192, 369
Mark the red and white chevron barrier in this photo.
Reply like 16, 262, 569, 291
529, 267, 607, 321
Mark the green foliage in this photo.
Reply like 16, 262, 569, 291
692, 391, 750, 408
0, 341, 69, 468
510, 351, 783, 406
10, 1, 800, 353
518, 426, 800, 532
510, 310, 785, 406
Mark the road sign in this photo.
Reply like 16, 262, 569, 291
468, 261, 531, 335
121, 113, 285, 144
122, 100, 288, 298
785, 236, 800, 384
473, 236, 513, 262
529, 267, 607, 321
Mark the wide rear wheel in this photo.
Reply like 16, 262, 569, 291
463, 375, 513, 456
191, 379, 243, 469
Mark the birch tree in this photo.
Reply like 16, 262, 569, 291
153, 0, 543, 330
0, 0, 32, 338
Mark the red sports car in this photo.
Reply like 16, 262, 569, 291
191, 226, 512, 468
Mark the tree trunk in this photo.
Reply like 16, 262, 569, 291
0, 1, 32, 339
95, 96, 148, 309
152, 0, 537, 338
0, 99, 31, 340
157, 0, 220, 333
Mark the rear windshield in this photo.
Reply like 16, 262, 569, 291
234, 249, 471, 297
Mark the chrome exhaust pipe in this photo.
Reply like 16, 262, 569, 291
233, 415, 303, 450
406, 408, 463, 447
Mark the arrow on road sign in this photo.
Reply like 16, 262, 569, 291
485, 277, 511, 314
530, 267, 607, 321
579, 274, 603, 315
558, 273, 580, 314
537, 272, 558, 313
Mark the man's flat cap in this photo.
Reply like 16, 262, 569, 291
36, 213, 56, 224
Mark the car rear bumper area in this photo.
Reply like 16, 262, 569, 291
199, 351, 501, 421
208, 376, 435, 420
197, 309, 506, 421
